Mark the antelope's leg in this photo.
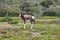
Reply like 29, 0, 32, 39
33, 19, 35, 24
24, 20, 26, 29
24, 24, 26, 29
31, 24, 33, 29
30, 20, 33, 29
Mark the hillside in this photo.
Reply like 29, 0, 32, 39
0, 0, 60, 17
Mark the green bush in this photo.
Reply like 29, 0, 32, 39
8, 9, 19, 17
43, 8, 60, 16
7, 18, 18, 24
43, 9, 56, 16
20, 2, 30, 10
40, 0, 53, 8
0, 7, 19, 17
20, 2, 31, 13
0, 8, 7, 17
0, 17, 7, 22
8, 20, 18, 24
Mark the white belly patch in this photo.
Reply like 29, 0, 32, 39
32, 16, 35, 19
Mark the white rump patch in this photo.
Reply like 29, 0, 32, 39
32, 16, 35, 19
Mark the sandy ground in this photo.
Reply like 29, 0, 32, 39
36, 19, 60, 21
0, 22, 21, 29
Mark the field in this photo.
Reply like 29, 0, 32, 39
0, 17, 60, 40
0, 0, 60, 40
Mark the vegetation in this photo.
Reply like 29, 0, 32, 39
0, 0, 60, 17
40, 0, 53, 8
0, 0, 60, 40
0, 23, 60, 40
43, 8, 56, 16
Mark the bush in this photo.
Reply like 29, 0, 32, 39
8, 9, 19, 17
0, 17, 7, 22
7, 18, 18, 24
43, 9, 56, 16
0, 8, 7, 17
8, 20, 18, 24
40, 0, 53, 8
20, 2, 30, 9
0, 7, 19, 17
43, 8, 60, 16
20, 2, 31, 13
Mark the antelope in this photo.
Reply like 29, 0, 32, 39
19, 12, 35, 29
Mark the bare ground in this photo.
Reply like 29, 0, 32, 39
0, 22, 21, 29
36, 19, 60, 21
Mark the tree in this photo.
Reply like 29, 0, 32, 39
43, 9, 56, 16
0, 8, 7, 17
19, 2, 31, 12
40, 0, 53, 8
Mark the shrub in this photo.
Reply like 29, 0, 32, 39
43, 9, 56, 16
43, 8, 60, 16
0, 8, 7, 17
7, 18, 18, 24
40, 0, 53, 8
0, 17, 7, 22
8, 9, 19, 17
19, 2, 31, 13
0, 7, 19, 17
20, 2, 30, 9
8, 20, 18, 24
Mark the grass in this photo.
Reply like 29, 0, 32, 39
0, 17, 60, 40
0, 24, 60, 40
35, 16, 60, 19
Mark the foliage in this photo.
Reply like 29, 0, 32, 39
54, 8, 60, 16
0, 7, 19, 17
0, 8, 7, 17
0, 17, 7, 22
43, 9, 56, 16
20, 2, 31, 12
40, 0, 53, 8
8, 9, 19, 17
7, 17, 18, 24
8, 20, 18, 24
20, 2, 30, 8
0, 0, 60, 17
43, 8, 60, 16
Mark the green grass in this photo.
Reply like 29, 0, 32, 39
0, 24, 60, 40
35, 16, 60, 19
0, 16, 60, 24
0, 17, 60, 40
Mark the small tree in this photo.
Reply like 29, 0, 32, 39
0, 8, 7, 17
19, 2, 31, 13
40, 0, 53, 8
43, 9, 56, 16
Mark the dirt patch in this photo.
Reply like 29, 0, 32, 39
0, 22, 21, 29
31, 32, 41, 37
